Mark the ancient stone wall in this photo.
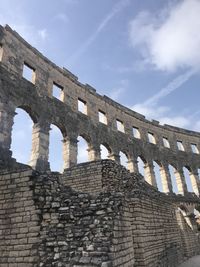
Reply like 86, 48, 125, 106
0, 167, 40, 267
0, 25, 200, 197
63, 161, 103, 194
0, 24, 200, 267
0, 160, 200, 267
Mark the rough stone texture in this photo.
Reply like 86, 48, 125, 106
0, 160, 200, 267
0, 24, 200, 267
0, 167, 40, 267
0, 25, 200, 197
63, 161, 103, 195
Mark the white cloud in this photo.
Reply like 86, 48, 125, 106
0, 1, 48, 46
132, 68, 194, 119
38, 29, 48, 41
132, 103, 169, 119
109, 87, 125, 101
68, 0, 130, 65
144, 69, 195, 106
129, 0, 200, 72
193, 120, 200, 132
54, 13, 69, 23
108, 79, 128, 101
133, 102, 193, 129
159, 116, 190, 128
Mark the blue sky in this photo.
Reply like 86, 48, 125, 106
1, 0, 200, 175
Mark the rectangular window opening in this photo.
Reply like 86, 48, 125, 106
98, 110, 107, 125
148, 132, 156, 144
163, 137, 170, 148
116, 119, 125, 133
78, 98, 87, 115
0, 44, 3, 61
191, 143, 199, 154
22, 63, 36, 84
53, 82, 64, 101
177, 140, 184, 151
132, 126, 140, 139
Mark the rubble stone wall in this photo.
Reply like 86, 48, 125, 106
0, 24, 200, 267
0, 160, 200, 267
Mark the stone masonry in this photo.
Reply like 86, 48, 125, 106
0, 24, 200, 266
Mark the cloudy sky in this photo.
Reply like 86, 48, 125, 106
1, 0, 200, 172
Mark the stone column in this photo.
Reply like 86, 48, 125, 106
29, 122, 50, 171
144, 161, 157, 188
127, 158, 139, 173
63, 136, 78, 169
189, 169, 200, 196
174, 168, 188, 195
88, 145, 101, 161
108, 152, 120, 164
160, 163, 173, 193
0, 102, 15, 160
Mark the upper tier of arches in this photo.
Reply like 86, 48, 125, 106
0, 24, 200, 197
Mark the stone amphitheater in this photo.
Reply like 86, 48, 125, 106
0, 24, 200, 267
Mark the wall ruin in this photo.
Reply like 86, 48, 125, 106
0, 24, 200, 266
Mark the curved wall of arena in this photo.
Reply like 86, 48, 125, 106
0, 24, 200, 196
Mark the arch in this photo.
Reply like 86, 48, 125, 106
137, 156, 146, 177
183, 166, 193, 192
153, 161, 163, 192
18, 105, 38, 123
50, 120, 67, 139
168, 164, 178, 194
49, 124, 64, 172
179, 204, 189, 214
101, 142, 112, 154
79, 132, 92, 145
77, 135, 89, 163
198, 168, 200, 179
119, 151, 128, 169
11, 107, 35, 165
178, 205, 193, 229
100, 144, 110, 159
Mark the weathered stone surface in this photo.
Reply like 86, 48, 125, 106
0, 161, 200, 267
0, 24, 200, 267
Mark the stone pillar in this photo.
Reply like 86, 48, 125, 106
88, 145, 101, 161
108, 153, 120, 164
0, 102, 15, 160
63, 136, 78, 169
127, 158, 139, 173
160, 163, 173, 193
144, 161, 157, 188
29, 122, 50, 171
189, 169, 200, 196
174, 168, 188, 195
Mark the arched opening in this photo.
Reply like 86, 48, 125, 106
11, 107, 34, 164
169, 164, 178, 194
183, 167, 193, 192
119, 151, 128, 169
77, 136, 89, 163
137, 156, 145, 177
198, 169, 200, 179
100, 144, 110, 159
178, 205, 193, 229
49, 124, 64, 172
153, 161, 163, 192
